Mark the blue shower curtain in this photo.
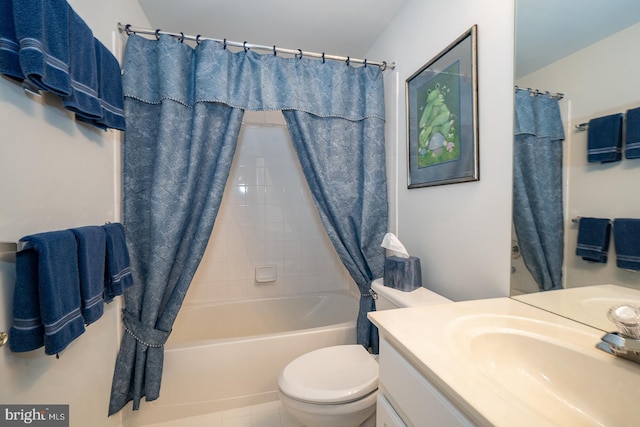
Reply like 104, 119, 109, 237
109, 34, 387, 414
513, 89, 565, 291
284, 111, 388, 352
109, 35, 244, 415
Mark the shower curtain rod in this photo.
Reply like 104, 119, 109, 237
515, 85, 564, 100
117, 23, 395, 70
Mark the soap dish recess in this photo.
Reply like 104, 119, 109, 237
255, 264, 277, 283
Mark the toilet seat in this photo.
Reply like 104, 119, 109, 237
278, 345, 378, 404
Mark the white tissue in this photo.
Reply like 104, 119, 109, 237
381, 233, 410, 258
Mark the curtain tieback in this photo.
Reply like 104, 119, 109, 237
122, 310, 171, 348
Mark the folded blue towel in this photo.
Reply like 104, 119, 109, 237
9, 230, 85, 355
587, 113, 623, 163
575, 217, 611, 263
625, 107, 640, 159
13, 0, 72, 96
613, 219, 640, 270
102, 223, 133, 301
0, 0, 24, 81
62, 9, 102, 121
77, 39, 126, 131
70, 226, 106, 325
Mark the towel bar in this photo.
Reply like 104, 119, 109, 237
572, 217, 613, 225
576, 112, 628, 132
0, 242, 30, 253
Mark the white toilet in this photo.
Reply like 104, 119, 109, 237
278, 278, 452, 427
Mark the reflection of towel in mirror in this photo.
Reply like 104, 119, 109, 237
576, 217, 611, 263
9, 230, 85, 355
587, 113, 623, 163
613, 219, 640, 270
625, 107, 640, 159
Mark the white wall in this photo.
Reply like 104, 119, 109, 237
367, 0, 515, 301
184, 111, 354, 306
517, 23, 640, 290
0, 2, 150, 426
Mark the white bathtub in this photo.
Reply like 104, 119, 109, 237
124, 291, 358, 426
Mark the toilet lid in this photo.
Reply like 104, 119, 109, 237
278, 345, 378, 404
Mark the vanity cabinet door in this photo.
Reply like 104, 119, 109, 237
378, 339, 474, 427
377, 394, 407, 427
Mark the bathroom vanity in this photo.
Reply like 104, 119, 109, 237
369, 296, 640, 426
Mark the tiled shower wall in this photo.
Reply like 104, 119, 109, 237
184, 111, 354, 304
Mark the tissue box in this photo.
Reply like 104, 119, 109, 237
383, 256, 422, 291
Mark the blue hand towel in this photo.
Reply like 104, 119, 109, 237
587, 113, 623, 163
77, 39, 126, 131
9, 230, 85, 355
13, 0, 72, 96
62, 9, 102, 121
0, 0, 24, 81
102, 223, 133, 301
613, 219, 640, 270
70, 226, 106, 325
575, 217, 611, 263
625, 107, 640, 159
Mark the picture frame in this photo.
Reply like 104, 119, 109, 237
406, 25, 479, 188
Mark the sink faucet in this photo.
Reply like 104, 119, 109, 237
597, 304, 640, 364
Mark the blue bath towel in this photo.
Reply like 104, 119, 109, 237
62, 9, 102, 121
575, 217, 611, 263
587, 113, 623, 163
77, 39, 126, 131
613, 219, 640, 270
9, 230, 85, 355
0, 0, 24, 81
70, 226, 106, 325
625, 107, 640, 159
102, 223, 133, 301
13, 0, 72, 96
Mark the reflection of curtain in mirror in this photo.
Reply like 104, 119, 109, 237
513, 89, 565, 291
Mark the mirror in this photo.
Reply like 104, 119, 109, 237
511, 0, 640, 329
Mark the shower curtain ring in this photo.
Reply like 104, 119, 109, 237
179, 32, 185, 43
155, 29, 161, 40
196, 35, 202, 45
381, 61, 387, 71
322, 52, 325, 63
346, 56, 350, 66
124, 24, 132, 35
297, 49, 303, 59
243, 41, 248, 52
364, 59, 367, 68
223, 38, 227, 50
273, 45, 277, 56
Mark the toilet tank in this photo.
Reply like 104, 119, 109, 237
371, 278, 452, 310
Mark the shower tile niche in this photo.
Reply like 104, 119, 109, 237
186, 111, 353, 304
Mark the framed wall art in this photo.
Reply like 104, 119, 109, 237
406, 25, 479, 188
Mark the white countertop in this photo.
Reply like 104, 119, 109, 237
369, 297, 637, 427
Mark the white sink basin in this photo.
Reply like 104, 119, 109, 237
449, 314, 640, 426
370, 298, 640, 426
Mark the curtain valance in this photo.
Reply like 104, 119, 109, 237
123, 34, 385, 122
514, 90, 565, 141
